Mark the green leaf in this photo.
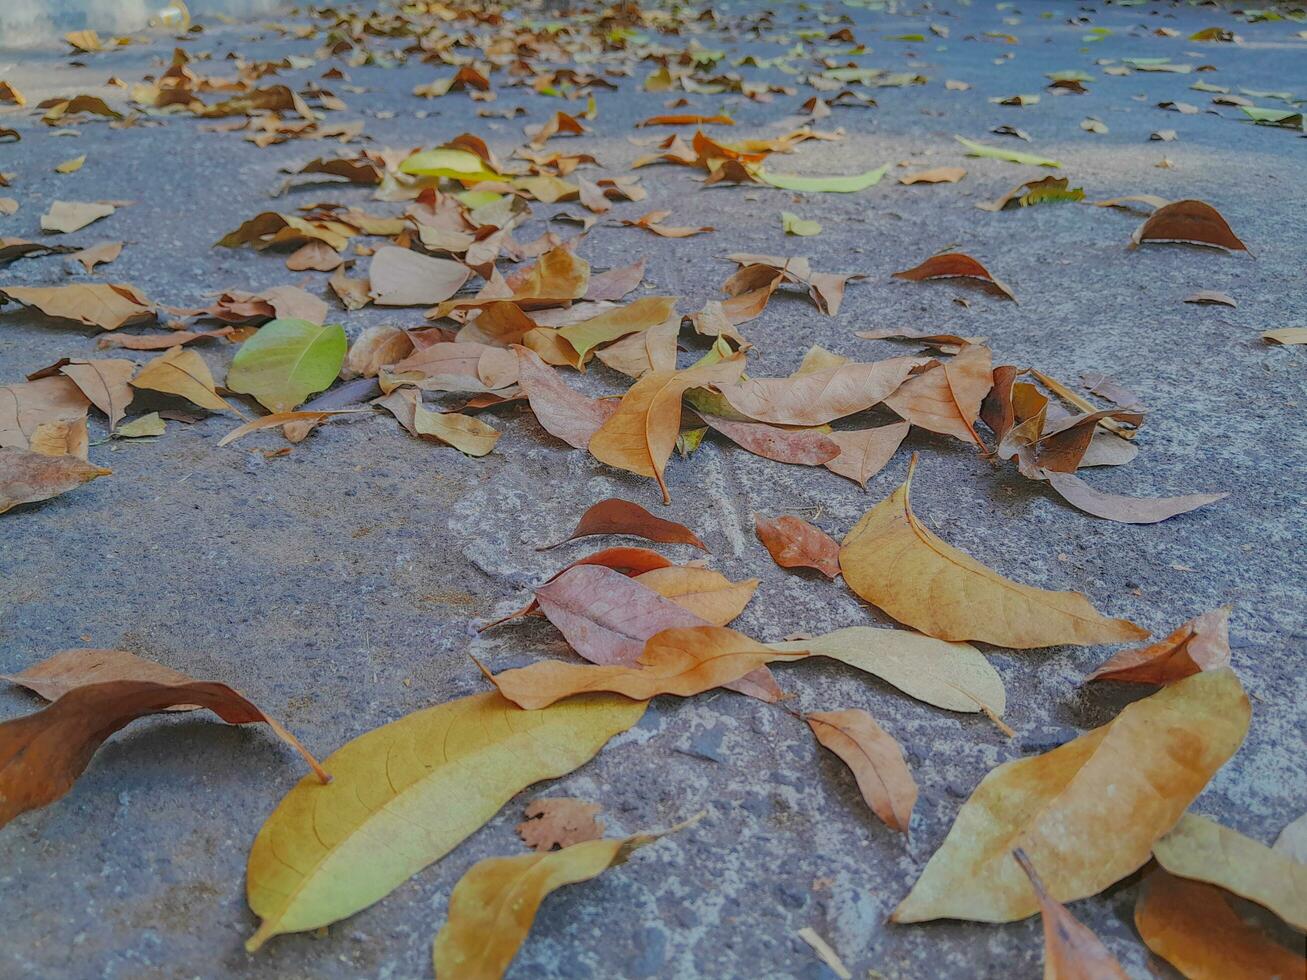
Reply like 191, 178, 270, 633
759, 164, 889, 192
245, 692, 647, 950
954, 135, 1061, 168
398, 147, 500, 182
226, 318, 347, 414
781, 211, 822, 236
1239, 106, 1304, 128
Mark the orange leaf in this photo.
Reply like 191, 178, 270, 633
883, 344, 992, 447
541, 497, 707, 550
1085, 606, 1231, 685
755, 514, 841, 578
807, 709, 917, 833
1012, 849, 1128, 979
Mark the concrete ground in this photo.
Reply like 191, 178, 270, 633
1, 1, 1305, 978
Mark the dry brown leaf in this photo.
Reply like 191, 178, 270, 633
899, 167, 966, 185
0, 448, 109, 515
841, 457, 1147, 648
1085, 606, 1230, 685
716, 356, 924, 426
1012, 849, 1129, 979
543, 498, 708, 551
60, 358, 134, 429
513, 345, 615, 449
823, 422, 911, 488
71, 240, 123, 273
621, 210, 714, 238
40, 200, 116, 234
594, 313, 680, 378
98, 327, 235, 351
0, 376, 90, 452
893, 669, 1249, 922
285, 241, 343, 272
130, 346, 239, 415
369, 246, 470, 306
633, 566, 758, 626
341, 326, 414, 380
217, 410, 362, 447
755, 514, 841, 578
0, 283, 154, 330
1, 649, 192, 703
1183, 290, 1236, 307
589, 354, 745, 503
484, 625, 806, 710
893, 253, 1016, 302
517, 798, 604, 851
884, 344, 992, 447
807, 709, 917, 833
1131, 199, 1247, 252
1040, 470, 1226, 525
1135, 871, 1306, 979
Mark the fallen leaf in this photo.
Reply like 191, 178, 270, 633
620, 210, 714, 238
59, 358, 134, 429
715, 356, 924, 426
0, 282, 154, 330
807, 709, 917, 833
755, 514, 841, 578
54, 154, 86, 174
245, 691, 646, 950
824, 422, 911, 488
696, 412, 840, 466
516, 798, 604, 853
797, 928, 853, 980
40, 200, 116, 234
588, 354, 745, 503
1152, 813, 1307, 931
1131, 200, 1247, 252
0, 448, 109, 514
1085, 606, 1231, 685
131, 346, 238, 414
1135, 871, 1306, 979
893, 669, 1248, 923
893, 253, 1016, 302
758, 164, 888, 193
781, 211, 822, 236
977, 176, 1084, 212
899, 167, 966, 185
0, 238, 78, 265
341, 325, 413, 379
769, 626, 1006, 717
216, 212, 349, 252
558, 296, 678, 360
0, 648, 192, 702
433, 830, 668, 978
513, 345, 615, 448
285, 241, 343, 272
485, 625, 805, 710
542, 498, 708, 551
594, 313, 680, 378
955, 136, 1060, 168
369, 246, 470, 306
1183, 290, 1236, 307
115, 412, 165, 438
413, 399, 500, 457
217, 410, 362, 447
637, 113, 734, 127
885, 344, 992, 446
1262, 328, 1307, 346
1274, 813, 1307, 864
633, 566, 758, 626
226, 318, 347, 413
98, 327, 233, 351
0, 657, 325, 829
1012, 849, 1129, 979
840, 457, 1147, 647
1040, 470, 1226, 525
70, 240, 123, 272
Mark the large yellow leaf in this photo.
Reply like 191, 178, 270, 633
244, 692, 645, 951
840, 458, 1146, 648
131, 347, 239, 415
768, 626, 1006, 718
1135, 871, 1306, 980
486, 625, 807, 710
588, 354, 745, 503
892, 669, 1249, 923
433, 832, 667, 979
1152, 812, 1307, 931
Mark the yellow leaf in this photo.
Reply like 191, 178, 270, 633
54, 154, 86, 174
0, 283, 153, 331
840, 458, 1147, 648
557, 296, 677, 359
486, 625, 807, 710
413, 401, 500, 457
588, 354, 745, 503
433, 832, 668, 979
1152, 813, 1307, 931
245, 692, 646, 951
1135, 871, 1306, 980
893, 669, 1249, 923
130, 347, 238, 415
634, 566, 758, 625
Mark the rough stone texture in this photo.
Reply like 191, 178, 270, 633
1, 2, 1305, 978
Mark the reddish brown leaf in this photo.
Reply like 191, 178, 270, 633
807, 709, 917, 833
2, 648, 192, 704
755, 515, 841, 578
517, 798, 604, 852
1012, 849, 1129, 979
513, 346, 616, 450
892, 253, 1016, 303
1085, 606, 1231, 685
541, 498, 707, 551
1131, 200, 1247, 252
697, 413, 840, 466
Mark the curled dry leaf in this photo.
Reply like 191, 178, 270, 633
433, 831, 669, 979
1012, 850, 1129, 980
884, 344, 992, 447
899, 167, 966, 185
1, 648, 193, 703
517, 797, 604, 852
1135, 871, 1306, 980
716, 356, 924, 427
0, 447, 109, 514
633, 566, 758, 627
484, 625, 806, 710
594, 313, 680, 378
588, 354, 745, 504
245, 692, 646, 951
513, 345, 616, 449
1131, 199, 1247, 252
369, 246, 471, 306
807, 709, 917, 833
1085, 606, 1231, 685
0, 283, 154, 331
1184, 290, 1237, 307
341, 325, 414, 380
542, 497, 708, 551
1152, 813, 1307, 931
413, 400, 500, 457
893, 253, 1016, 302
893, 669, 1249, 923
755, 514, 841, 578
770, 626, 1005, 717
217, 410, 363, 447
620, 210, 714, 238
130, 347, 239, 415
1041, 470, 1226, 525
0, 661, 326, 830
840, 458, 1147, 648
824, 422, 911, 488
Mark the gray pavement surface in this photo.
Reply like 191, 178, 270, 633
2, 2, 1306, 978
